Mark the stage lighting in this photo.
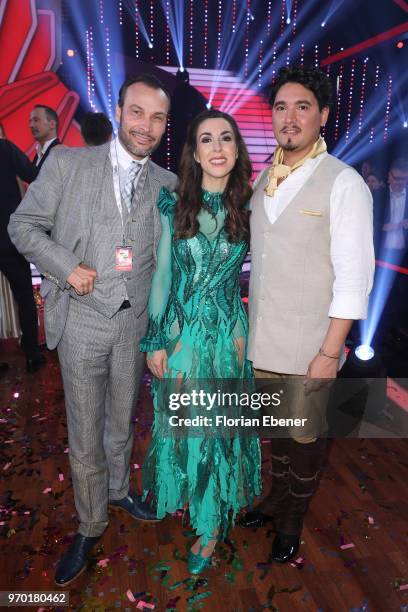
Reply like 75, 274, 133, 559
397, 41, 404, 49
355, 345, 375, 361
403, 121, 408, 128
206, 101, 212, 109
321, 21, 326, 27
67, 49, 75, 57
286, 17, 291, 24
148, 42, 153, 49
179, 66, 184, 72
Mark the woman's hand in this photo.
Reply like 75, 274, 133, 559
147, 349, 168, 378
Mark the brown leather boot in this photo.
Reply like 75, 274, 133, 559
240, 438, 291, 529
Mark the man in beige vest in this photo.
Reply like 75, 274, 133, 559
240, 66, 374, 563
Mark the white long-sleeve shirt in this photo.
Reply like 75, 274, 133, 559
258, 152, 375, 320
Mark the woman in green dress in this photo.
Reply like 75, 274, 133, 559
140, 109, 261, 573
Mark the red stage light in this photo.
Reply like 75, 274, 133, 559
396, 41, 404, 48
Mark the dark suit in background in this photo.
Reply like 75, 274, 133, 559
0, 139, 39, 361
373, 187, 408, 263
372, 187, 408, 332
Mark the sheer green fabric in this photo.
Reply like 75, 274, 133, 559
140, 187, 261, 544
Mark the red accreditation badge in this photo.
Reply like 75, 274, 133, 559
115, 246, 133, 271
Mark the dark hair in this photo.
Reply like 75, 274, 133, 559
34, 104, 59, 129
118, 73, 171, 108
80, 112, 113, 146
269, 66, 333, 111
175, 109, 252, 244
390, 157, 408, 173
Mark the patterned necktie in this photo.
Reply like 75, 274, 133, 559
122, 161, 141, 212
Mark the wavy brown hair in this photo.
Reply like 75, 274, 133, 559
174, 109, 252, 243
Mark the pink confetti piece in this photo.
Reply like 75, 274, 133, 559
3, 463, 11, 471
368, 516, 374, 524
290, 556, 305, 567
133, 463, 140, 469
340, 543, 355, 550
42, 487, 52, 494
64, 447, 69, 454
137, 602, 155, 610
126, 590, 136, 603
399, 584, 408, 591
97, 558, 110, 567
58, 473, 64, 482
32, 413, 39, 418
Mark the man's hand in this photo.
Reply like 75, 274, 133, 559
304, 353, 338, 395
67, 264, 97, 295
147, 349, 168, 379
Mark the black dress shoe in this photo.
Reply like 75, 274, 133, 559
55, 534, 101, 586
239, 510, 274, 529
271, 532, 299, 563
109, 491, 160, 522
26, 353, 45, 373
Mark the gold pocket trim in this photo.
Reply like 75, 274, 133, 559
299, 209, 323, 217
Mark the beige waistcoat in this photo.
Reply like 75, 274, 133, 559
248, 154, 348, 375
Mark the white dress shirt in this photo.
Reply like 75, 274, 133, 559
110, 137, 148, 193
384, 187, 406, 250
258, 152, 375, 320
35, 137, 58, 166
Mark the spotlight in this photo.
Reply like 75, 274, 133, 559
286, 17, 291, 24
321, 21, 326, 27
404, 121, 408, 128
355, 345, 375, 361
66, 49, 75, 57
396, 41, 404, 49
206, 101, 212, 109
179, 66, 184, 72
148, 42, 153, 49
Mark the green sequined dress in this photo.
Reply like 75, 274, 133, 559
140, 187, 261, 544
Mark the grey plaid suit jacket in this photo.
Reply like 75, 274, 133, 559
8, 143, 177, 349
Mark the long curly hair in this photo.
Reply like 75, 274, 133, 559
174, 109, 252, 243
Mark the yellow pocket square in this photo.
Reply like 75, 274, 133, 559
299, 209, 323, 217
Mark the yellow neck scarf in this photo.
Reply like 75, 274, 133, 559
264, 137, 327, 197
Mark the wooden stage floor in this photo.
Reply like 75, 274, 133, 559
0, 340, 407, 611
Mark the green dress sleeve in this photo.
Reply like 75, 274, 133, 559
139, 187, 176, 352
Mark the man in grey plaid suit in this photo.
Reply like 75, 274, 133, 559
8, 74, 177, 586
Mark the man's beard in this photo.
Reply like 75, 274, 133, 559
281, 142, 298, 151
118, 125, 157, 158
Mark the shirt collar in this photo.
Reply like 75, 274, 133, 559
112, 136, 149, 170
389, 186, 406, 199
36, 137, 57, 156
